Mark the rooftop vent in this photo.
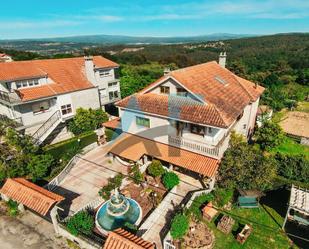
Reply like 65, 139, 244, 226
214, 76, 227, 85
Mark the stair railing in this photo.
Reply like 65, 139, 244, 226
32, 110, 61, 143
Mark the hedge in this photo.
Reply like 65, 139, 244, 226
44, 131, 97, 160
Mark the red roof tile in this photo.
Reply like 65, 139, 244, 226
118, 61, 264, 127
109, 133, 219, 177
103, 118, 121, 130
0, 178, 64, 216
103, 228, 155, 249
0, 56, 119, 101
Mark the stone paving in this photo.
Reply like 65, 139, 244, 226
138, 172, 203, 249
56, 144, 129, 214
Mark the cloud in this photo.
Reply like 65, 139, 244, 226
0, 20, 82, 30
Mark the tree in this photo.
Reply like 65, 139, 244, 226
170, 214, 189, 240
27, 154, 54, 181
66, 211, 94, 236
275, 153, 309, 183
255, 121, 284, 151
218, 132, 277, 191
162, 172, 180, 190
147, 160, 165, 178
69, 108, 108, 135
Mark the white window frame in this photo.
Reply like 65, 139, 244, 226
99, 70, 111, 78
61, 104, 72, 116
16, 79, 39, 89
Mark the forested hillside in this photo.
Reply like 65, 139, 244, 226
1, 33, 308, 111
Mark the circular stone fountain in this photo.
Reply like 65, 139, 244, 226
95, 189, 142, 234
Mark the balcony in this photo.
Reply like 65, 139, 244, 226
168, 134, 230, 159
0, 90, 22, 105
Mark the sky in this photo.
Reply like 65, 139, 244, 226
0, 0, 309, 39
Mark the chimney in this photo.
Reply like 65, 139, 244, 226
218, 52, 227, 68
84, 55, 97, 85
164, 67, 171, 75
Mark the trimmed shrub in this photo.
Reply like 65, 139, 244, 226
124, 222, 138, 234
162, 171, 179, 190
147, 160, 165, 178
6, 200, 19, 217
66, 210, 94, 236
170, 214, 189, 239
44, 131, 96, 160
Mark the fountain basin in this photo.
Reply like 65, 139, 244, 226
95, 198, 142, 234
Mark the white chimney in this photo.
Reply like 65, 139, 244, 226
164, 67, 171, 75
218, 52, 227, 68
84, 55, 97, 85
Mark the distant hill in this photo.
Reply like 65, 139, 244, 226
1, 33, 255, 44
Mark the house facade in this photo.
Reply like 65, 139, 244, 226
107, 54, 264, 182
0, 53, 13, 63
0, 56, 120, 144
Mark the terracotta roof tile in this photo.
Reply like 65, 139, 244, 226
103, 228, 155, 249
0, 56, 118, 101
103, 118, 121, 130
109, 133, 219, 177
0, 178, 64, 216
120, 61, 264, 127
117, 93, 229, 128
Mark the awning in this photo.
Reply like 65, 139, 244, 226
0, 178, 64, 216
109, 133, 219, 177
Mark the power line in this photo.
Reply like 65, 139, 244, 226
74, 154, 309, 243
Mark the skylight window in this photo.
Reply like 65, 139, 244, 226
214, 76, 227, 85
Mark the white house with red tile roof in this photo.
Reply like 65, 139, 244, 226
0, 53, 13, 62
0, 56, 121, 144
109, 54, 264, 180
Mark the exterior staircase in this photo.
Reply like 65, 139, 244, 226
32, 110, 62, 145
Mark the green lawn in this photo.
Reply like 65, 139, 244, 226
205, 205, 294, 249
272, 137, 309, 159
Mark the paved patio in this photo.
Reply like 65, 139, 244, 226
56, 145, 129, 214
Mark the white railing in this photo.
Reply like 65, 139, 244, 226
47, 154, 80, 191
168, 135, 220, 158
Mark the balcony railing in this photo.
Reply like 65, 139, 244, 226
168, 134, 229, 159
0, 90, 21, 105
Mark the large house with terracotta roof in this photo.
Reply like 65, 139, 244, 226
0, 55, 120, 144
106, 54, 264, 182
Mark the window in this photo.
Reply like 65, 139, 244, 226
190, 124, 205, 136
176, 88, 187, 97
32, 101, 50, 113
61, 104, 72, 115
16, 79, 39, 89
109, 91, 119, 100
108, 82, 118, 87
160, 86, 170, 94
99, 70, 110, 78
136, 116, 150, 128
100, 88, 107, 96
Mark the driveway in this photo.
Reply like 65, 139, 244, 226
55, 144, 129, 214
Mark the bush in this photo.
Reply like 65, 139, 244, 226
27, 154, 54, 182
186, 193, 214, 220
213, 188, 234, 207
162, 171, 179, 190
129, 164, 144, 184
170, 214, 189, 240
275, 153, 309, 183
123, 222, 138, 234
99, 174, 123, 199
147, 160, 165, 178
66, 210, 94, 236
255, 121, 284, 151
6, 199, 19, 217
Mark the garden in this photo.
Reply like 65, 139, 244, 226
168, 189, 295, 249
